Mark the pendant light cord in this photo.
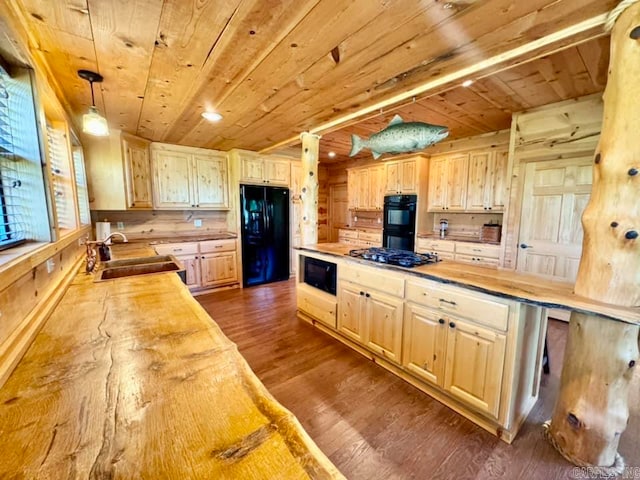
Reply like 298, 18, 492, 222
89, 80, 96, 107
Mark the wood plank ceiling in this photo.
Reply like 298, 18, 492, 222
2, 0, 615, 163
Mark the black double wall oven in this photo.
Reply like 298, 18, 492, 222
382, 194, 417, 251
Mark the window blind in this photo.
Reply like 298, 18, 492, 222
47, 125, 77, 231
0, 72, 27, 250
72, 146, 90, 225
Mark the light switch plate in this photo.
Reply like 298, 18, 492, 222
194, 219, 202, 228
46, 258, 55, 274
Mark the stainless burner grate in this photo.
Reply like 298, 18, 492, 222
348, 247, 439, 268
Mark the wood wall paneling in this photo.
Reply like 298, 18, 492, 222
90, 210, 231, 240
0, 234, 86, 387
502, 94, 602, 270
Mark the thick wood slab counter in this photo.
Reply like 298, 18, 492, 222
0, 244, 343, 479
299, 243, 640, 326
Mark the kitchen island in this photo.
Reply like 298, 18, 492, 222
0, 243, 343, 479
294, 243, 640, 443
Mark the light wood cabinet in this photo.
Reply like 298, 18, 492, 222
122, 133, 153, 209
192, 154, 229, 208
415, 237, 456, 260
151, 143, 229, 210
443, 318, 506, 418
404, 278, 508, 418
154, 239, 238, 290
427, 154, 468, 212
385, 158, 417, 194
365, 288, 404, 363
85, 131, 153, 210
152, 148, 193, 208
369, 165, 386, 209
466, 150, 509, 212
338, 281, 367, 343
338, 273, 404, 364
338, 228, 382, 247
240, 152, 290, 186
403, 304, 447, 386
296, 283, 337, 328
454, 242, 501, 267
356, 169, 370, 209
201, 251, 238, 287
178, 255, 201, 287
297, 251, 547, 442
347, 165, 385, 210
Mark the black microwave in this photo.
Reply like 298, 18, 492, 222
303, 256, 337, 295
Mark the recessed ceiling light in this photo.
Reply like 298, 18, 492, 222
462, 79, 474, 87
328, 151, 336, 158
202, 111, 223, 122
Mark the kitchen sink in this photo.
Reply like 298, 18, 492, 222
94, 255, 184, 282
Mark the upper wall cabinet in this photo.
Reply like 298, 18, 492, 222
85, 130, 152, 210
384, 158, 417, 195
466, 150, 509, 212
122, 133, 153, 209
347, 165, 385, 210
427, 154, 469, 212
238, 151, 290, 186
151, 143, 229, 210
427, 149, 510, 213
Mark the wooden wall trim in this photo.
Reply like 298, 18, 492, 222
0, 226, 90, 293
0, 254, 83, 389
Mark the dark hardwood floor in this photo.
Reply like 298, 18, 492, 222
197, 279, 640, 479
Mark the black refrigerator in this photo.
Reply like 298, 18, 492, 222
240, 185, 290, 287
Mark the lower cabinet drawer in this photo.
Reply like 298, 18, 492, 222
297, 285, 337, 328
405, 280, 509, 331
341, 263, 404, 297
358, 230, 382, 243
154, 242, 198, 256
416, 238, 455, 253
455, 242, 500, 258
338, 229, 359, 240
200, 239, 236, 253
455, 254, 500, 267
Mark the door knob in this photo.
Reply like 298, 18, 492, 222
520, 243, 532, 249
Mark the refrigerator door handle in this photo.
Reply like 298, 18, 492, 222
264, 201, 271, 236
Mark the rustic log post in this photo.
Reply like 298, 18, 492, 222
300, 132, 320, 246
545, 1, 640, 473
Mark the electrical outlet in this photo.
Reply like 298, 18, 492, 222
117, 222, 124, 229
194, 219, 202, 228
46, 258, 55, 274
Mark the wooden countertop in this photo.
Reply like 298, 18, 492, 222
299, 243, 640, 326
0, 244, 343, 479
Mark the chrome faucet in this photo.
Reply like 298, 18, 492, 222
84, 232, 128, 273
102, 232, 128, 244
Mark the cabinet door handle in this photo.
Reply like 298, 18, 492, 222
438, 318, 445, 325
365, 292, 370, 298
173, 248, 183, 252
360, 291, 365, 296
439, 298, 457, 306
520, 243, 532, 249
449, 322, 456, 328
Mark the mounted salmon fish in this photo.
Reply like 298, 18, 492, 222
349, 115, 449, 159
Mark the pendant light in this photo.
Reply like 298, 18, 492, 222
78, 69, 109, 136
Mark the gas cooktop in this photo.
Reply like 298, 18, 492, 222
348, 247, 439, 268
